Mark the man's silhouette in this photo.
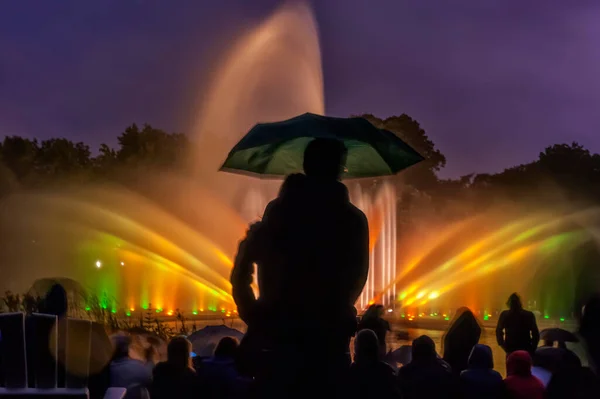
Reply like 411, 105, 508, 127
496, 293, 540, 356
231, 138, 370, 397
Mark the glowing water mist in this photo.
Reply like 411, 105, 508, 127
193, 1, 325, 208
0, 1, 399, 313
193, 0, 399, 309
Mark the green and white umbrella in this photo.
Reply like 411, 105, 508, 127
220, 113, 424, 178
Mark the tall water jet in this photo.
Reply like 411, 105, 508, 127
192, 1, 400, 310
351, 182, 397, 309
193, 0, 325, 207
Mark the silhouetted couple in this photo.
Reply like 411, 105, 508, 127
230, 138, 369, 398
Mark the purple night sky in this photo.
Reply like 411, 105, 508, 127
2, 0, 600, 177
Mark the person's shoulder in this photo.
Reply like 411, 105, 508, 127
376, 361, 397, 376
520, 309, 536, 319
347, 203, 368, 225
531, 376, 545, 392
152, 361, 169, 376
397, 362, 415, 377
278, 173, 306, 197
491, 369, 502, 378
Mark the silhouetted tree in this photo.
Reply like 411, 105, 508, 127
360, 114, 446, 192
116, 124, 189, 168
0, 136, 38, 181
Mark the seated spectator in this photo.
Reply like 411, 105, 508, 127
109, 335, 152, 391
397, 335, 458, 399
460, 344, 504, 399
347, 329, 400, 399
200, 337, 250, 398
504, 350, 544, 399
151, 336, 198, 399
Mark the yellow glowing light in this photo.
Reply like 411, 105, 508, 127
215, 250, 234, 267
406, 285, 419, 295
461, 241, 484, 259
167, 311, 173, 316
95, 260, 102, 268
399, 292, 407, 300
130, 307, 135, 312
200, 308, 204, 312
416, 291, 427, 299
368, 300, 374, 305
428, 291, 439, 300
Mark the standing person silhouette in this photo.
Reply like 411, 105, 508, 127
496, 293, 540, 359
358, 304, 391, 358
231, 138, 370, 398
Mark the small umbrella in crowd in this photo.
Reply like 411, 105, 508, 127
220, 112, 424, 178
187, 325, 245, 357
540, 328, 579, 343
387, 344, 412, 366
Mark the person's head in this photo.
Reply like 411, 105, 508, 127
507, 293, 523, 311
506, 350, 532, 377
112, 334, 132, 361
43, 283, 68, 317
354, 329, 380, 365
363, 304, 384, 320
214, 336, 239, 358
467, 344, 494, 370
167, 336, 192, 369
412, 335, 437, 363
303, 138, 347, 181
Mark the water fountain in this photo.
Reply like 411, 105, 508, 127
0, 1, 399, 314
390, 205, 600, 320
2, 1, 597, 322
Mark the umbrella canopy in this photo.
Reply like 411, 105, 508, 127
221, 113, 424, 178
540, 328, 579, 343
187, 325, 245, 357
388, 345, 412, 365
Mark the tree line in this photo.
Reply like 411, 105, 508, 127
1, 115, 599, 219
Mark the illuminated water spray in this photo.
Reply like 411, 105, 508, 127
0, 1, 400, 312
390, 207, 600, 317
193, 0, 400, 307
351, 182, 397, 309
